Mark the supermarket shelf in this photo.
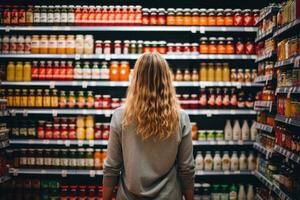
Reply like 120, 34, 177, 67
254, 171, 293, 200
275, 57, 296, 68
255, 122, 274, 133
9, 168, 103, 176
0, 26, 258, 33
275, 115, 300, 128
254, 75, 273, 84
0, 175, 10, 184
255, 52, 276, 63
274, 145, 300, 164
255, 28, 274, 43
0, 54, 257, 60
254, 101, 273, 111
255, 7, 279, 26
9, 139, 108, 147
0, 99, 7, 103
0, 81, 264, 88
276, 86, 300, 94
195, 170, 253, 176
273, 18, 300, 37
8, 109, 257, 116
253, 142, 273, 159
193, 140, 254, 146
254, 194, 264, 200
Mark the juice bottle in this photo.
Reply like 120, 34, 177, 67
39, 35, 48, 54
7, 89, 14, 107
31, 35, 40, 54
14, 89, 21, 107
28, 89, 35, 108
51, 89, 59, 108
110, 61, 120, 81
36, 89, 43, 108
6, 61, 15, 81
57, 35, 66, 54
23, 61, 32, 81
59, 91, 67, 108
15, 61, 23, 81
20, 89, 28, 107
43, 89, 51, 107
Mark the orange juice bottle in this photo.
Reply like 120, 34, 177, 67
35, 89, 43, 108
31, 35, 40, 54
20, 89, 28, 107
48, 35, 57, 54
57, 35, 66, 54
15, 61, 23, 81
28, 89, 36, 108
14, 89, 21, 107
23, 61, 32, 81
7, 89, 14, 107
6, 61, 15, 81
39, 35, 49, 54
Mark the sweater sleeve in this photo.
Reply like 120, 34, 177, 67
177, 111, 195, 190
103, 109, 123, 187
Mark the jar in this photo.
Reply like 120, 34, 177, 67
86, 127, 94, 140
130, 40, 137, 54
199, 37, 208, 54
207, 9, 216, 26
215, 63, 222, 81
137, 40, 143, 54
75, 35, 84, 54
110, 61, 120, 81
9, 35, 17, 54
66, 35, 75, 54
236, 38, 245, 54
103, 40, 111, 54
68, 124, 76, 140
181, 94, 190, 109
149, 8, 158, 25
48, 35, 57, 54
183, 69, 191, 81
216, 9, 224, 26
157, 8, 166, 25
243, 9, 253, 26
233, 9, 243, 26
39, 35, 48, 54
102, 95, 111, 109
237, 69, 244, 82
207, 63, 215, 81
94, 123, 102, 139
158, 41, 167, 54
94, 95, 102, 109
123, 40, 130, 54
224, 9, 233, 26
199, 63, 208, 81
231, 69, 237, 82
191, 69, 199, 81
244, 69, 251, 82
175, 43, 182, 54
68, 91, 76, 108
167, 43, 175, 54
226, 37, 235, 54
17, 35, 25, 54
191, 9, 199, 25
20, 89, 28, 107
208, 37, 217, 54
45, 123, 53, 139
199, 9, 208, 26
31, 35, 40, 54
102, 124, 110, 139
182, 43, 191, 54
183, 8, 192, 26
191, 43, 198, 54
252, 9, 260, 25
111, 98, 121, 109
143, 41, 151, 53
175, 69, 183, 81
190, 94, 198, 109
166, 8, 176, 25
94, 150, 102, 169
175, 8, 184, 25
217, 37, 226, 54
84, 35, 94, 54
142, 8, 150, 25
77, 91, 85, 108
35, 89, 43, 107
57, 35, 66, 54
222, 63, 230, 81
43, 89, 51, 107
25, 35, 31, 53
119, 61, 130, 81
245, 39, 254, 54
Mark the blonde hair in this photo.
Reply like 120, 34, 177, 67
122, 52, 179, 140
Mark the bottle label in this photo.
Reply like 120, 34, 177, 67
67, 13, 75, 23
54, 13, 60, 23
40, 13, 47, 23
47, 13, 54, 23
33, 13, 40, 23
61, 13, 68, 23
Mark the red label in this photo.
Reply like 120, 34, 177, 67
3, 10, 11, 24
68, 130, 76, 139
53, 130, 61, 139
223, 95, 230, 107
18, 10, 26, 24
11, 9, 18, 24
31, 67, 39, 80
199, 95, 207, 107
208, 95, 215, 107
66, 68, 74, 80
236, 42, 245, 54
53, 68, 60, 80
16, 42, 25, 52
38, 67, 46, 80
216, 95, 223, 107
234, 15, 243, 26
24, 42, 31, 52
2, 43, 9, 53
45, 67, 53, 80
230, 95, 237, 107
10, 43, 17, 53
245, 42, 254, 54
243, 15, 253, 26
59, 68, 66, 80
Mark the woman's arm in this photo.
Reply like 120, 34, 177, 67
177, 112, 195, 200
103, 109, 123, 200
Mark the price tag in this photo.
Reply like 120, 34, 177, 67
234, 171, 240, 174
287, 88, 292, 98
61, 54, 67, 58
61, 170, 67, 177
238, 140, 243, 145
10, 109, 16, 116
49, 81, 55, 89
23, 110, 28, 117
13, 169, 19, 176
28, 140, 34, 144
242, 55, 247, 59
206, 113, 212, 117
90, 81, 96, 86
197, 171, 204, 175
64, 27, 71, 31
209, 141, 216, 145
57, 140, 63, 145
105, 55, 111, 61
75, 54, 81, 60
43, 140, 50, 144
5, 26, 10, 32
65, 140, 71, 147
199, 26, 205, 34
221, 27, 227, 31
89, 170, 96, 177
52, 110, 58, 117
224, 171, 230, 175
230, 110, 236, 115
52, 26, 59, 30
89, 140, 95, 147
236, 83, 242, 89
78, 140, 84, 147
82, 81, 88, 88
82, 110, 87, 115
41, 169, 46, 174
104, 110, 112, 117
190, 26, 197, 33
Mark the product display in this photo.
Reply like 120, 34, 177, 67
0, 0, 299, 199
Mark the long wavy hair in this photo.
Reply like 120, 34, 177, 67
122, 52, 180, 140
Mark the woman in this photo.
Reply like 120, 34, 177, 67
103, 52, 195, 200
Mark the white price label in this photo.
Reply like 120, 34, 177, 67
234, 171, 240, 174
57, 140, 63, 145
224, 171, 230, 175
52, 26, 59, 30
199, 26, 205, 33
23, 110, 28, 117
206, 113, 212, 117
49, 81, 55, 89
105, 55, 111, 61
65, 140, 71, 147
52, 110, 58, 117
41, 169, 47, 174
104, 110, 112, 117
191, 26, 197, 33
13, 169, 19, 176
61, 54, 67, 58
82, 81, 88, 88
238, 140, 243, 145
10, 110, 16, 116
89, 170, 96, 177
29, 140, 34, 144
62, 170, 67, 177
5, 27, 10, 32
221, 27, 227, 31
75, 54, 81, 60
89, 140, 95, 147
43, 140, 50, 144
78, 140, 84, 147
64, 27, 71, 31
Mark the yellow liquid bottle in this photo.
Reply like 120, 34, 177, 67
7, 61, 15, 81
15, 62, 23, 81
23, 62, 32, 81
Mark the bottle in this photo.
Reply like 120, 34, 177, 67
239, 151, 247, 171
247, 152, 256, 171
91, 62, 101, 80
195, 151, 204, 171
204, 151, 213, 171
7, 61, 15, 81
238, 185, 246, 200
250, 121, 257, 141
229, 184, 237, 200
222, 151, 230, 171
213, 151, 222, 171
230, 151, 239, 171
15, 61, 23, 81
23, 61, 32, 81
233, 120, 241, 140
246, 185, 254, 200
224, 120, 233, 141
241, 120, 250, 141
74, 62, 83, 80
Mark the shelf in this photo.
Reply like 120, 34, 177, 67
255, 52, 276, 63
254, 194, 264, 200
193, 140, 254, 146
254, 101, 273, 112
275, 57, 296, 68
255, 28, 274, 43
254, 75, 273, 84
0, 81, 264, 88
276, 86, 300, 95
255, 171, 293, 200
253, 142, 273, 159
273, 18, 300, 37
275, 115, 300, 128
8, 109, 257, 116
274, 145, 300, 164
0, 54, 257, 60
195, 170, 253, 176
9, 139, 108, 147
255, 7, 279, 26
255, 122, 274, 133
9, 168, 103, 177
0, 175, 10, 184
0, 26, 258, 33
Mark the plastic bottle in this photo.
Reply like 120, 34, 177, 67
247, 152, 256, 171
222, 151, 231, 171
204, 151, 213, 171
250, 120, 257, 141
241, 120, 250, 141
6, 61, 15, 81
229, 184, 237, 200
224, 120, 233, 141
213, 151, 222, 171
230, 151, 239, 171
246, 185, 254, 200
233, 120, 241, 140
195, 151, 204, 171
238, 185, 246, 200
239, 151, 247, 171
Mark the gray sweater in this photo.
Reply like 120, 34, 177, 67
103, 107, 195, 200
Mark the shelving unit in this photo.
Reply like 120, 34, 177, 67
255, 28, 274, 43
253, 143, 273, 159
274, 145, 300, 164
274, 57, 297, 68
275, 115, 300, 127
9, 168, 104, 176
254, 101, 273, 111
255, 122, 274, 133
195, 170, 253, 176
193, 140, 254, 146
273, 18, 300, 37
276, 86, 300, 94
254, 75, 274, 84
255, 52, 276, 63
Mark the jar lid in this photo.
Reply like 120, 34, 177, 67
175, 8, 183, 12
226, 37, 234, 41
191, 8, 199, 13
149, 8, 157, 12
200, 37, 208, 41
142, 8, 149, 12
233, 9, 242, 12
207, 8, 215, 12
209, 37, 217, 41
130, 40, 137, 43
114, 40, 121, 43
183, 94, 189, 98
103, 95, 111, 98
95, 40, 103, 43
218, 37, 225, 41
104, 40, 111, 43
167, 8, 175, 12
224, 8, 232, 12
216, 9, 224, 12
